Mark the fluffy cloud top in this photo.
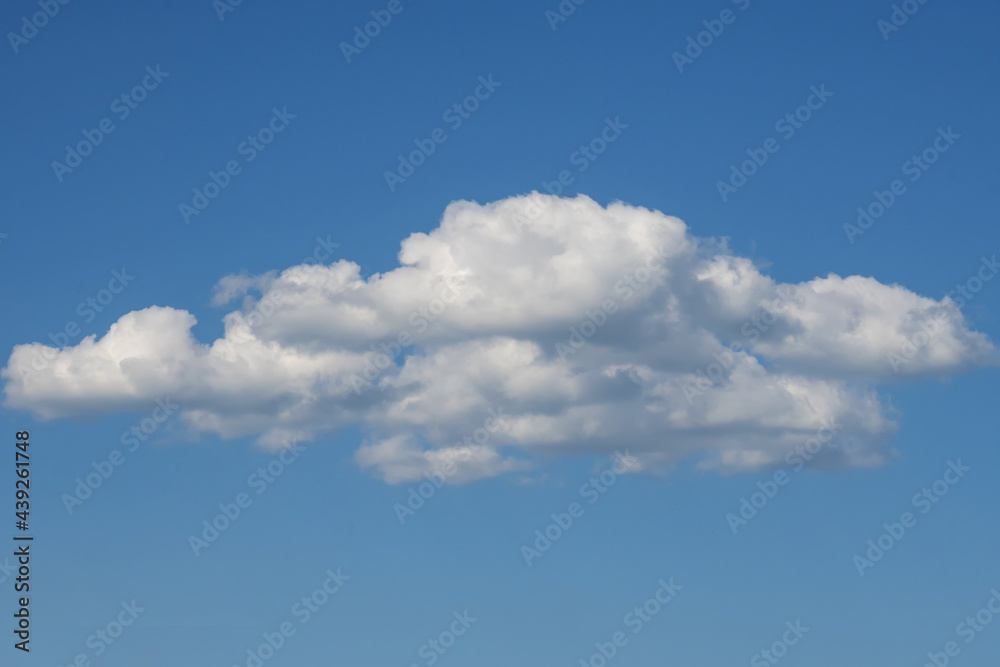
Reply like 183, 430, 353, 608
3, 194, 993, 483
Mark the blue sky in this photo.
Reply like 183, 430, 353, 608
2, 0, 1000, 665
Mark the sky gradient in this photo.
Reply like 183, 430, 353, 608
1, 0, 999, 666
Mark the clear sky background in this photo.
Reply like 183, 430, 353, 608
1, 0, 999, 665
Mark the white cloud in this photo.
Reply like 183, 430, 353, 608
2, 194, 993, 483
355, 434, 529, 485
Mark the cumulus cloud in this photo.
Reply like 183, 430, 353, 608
2, 194, 993, 483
